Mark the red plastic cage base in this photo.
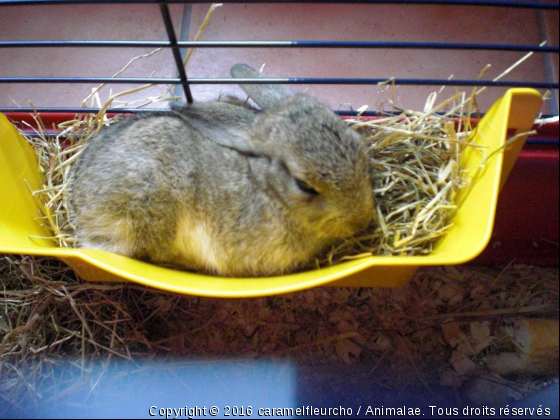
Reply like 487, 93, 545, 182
474, 144, 559, 266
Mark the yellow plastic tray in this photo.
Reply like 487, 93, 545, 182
0, 89, 542, 297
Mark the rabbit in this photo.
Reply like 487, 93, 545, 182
69, 63, 375, 277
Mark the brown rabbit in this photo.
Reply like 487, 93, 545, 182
69, 64, 374, 277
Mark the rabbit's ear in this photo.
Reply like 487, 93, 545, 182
170, 101, 264, 155
211, 131, 265, 156
231, 63, 290, 109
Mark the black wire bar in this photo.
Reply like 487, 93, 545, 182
1, 40, 558, 53
1, 77, 558, 89
0, 0, 557, 10
158, 0, 193, 103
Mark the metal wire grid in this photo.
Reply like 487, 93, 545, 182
0, 0, 558, 8
0, 0, 558, 118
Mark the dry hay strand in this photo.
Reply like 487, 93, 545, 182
1, 256, 558, 414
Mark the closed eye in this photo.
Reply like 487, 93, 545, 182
295, 178, 319, 196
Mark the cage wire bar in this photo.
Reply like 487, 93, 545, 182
1, 41, 558, 52
0, 0, 558, 116
0, 0, 558, 9
158, 0, 193, 103
0, 77, 558, 88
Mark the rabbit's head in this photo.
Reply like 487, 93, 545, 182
223, 64, 375, 241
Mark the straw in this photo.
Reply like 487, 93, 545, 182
1, 257, 557, 415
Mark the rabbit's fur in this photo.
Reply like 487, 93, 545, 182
69, 64, 374, 277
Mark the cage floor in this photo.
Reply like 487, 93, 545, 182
0, 3, 558, 114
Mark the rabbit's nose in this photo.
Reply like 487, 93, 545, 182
331, 213, 373, 239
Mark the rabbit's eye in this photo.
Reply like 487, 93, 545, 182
295, 178, 319, 196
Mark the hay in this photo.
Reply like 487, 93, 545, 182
322, 103, 469, 262
1, 256, 557, 414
